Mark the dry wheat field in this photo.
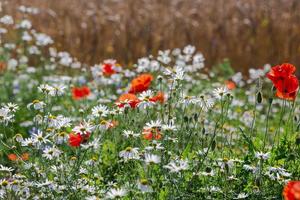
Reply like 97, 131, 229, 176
0, 1, 300, 200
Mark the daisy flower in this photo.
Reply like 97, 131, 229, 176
144, 154, 161, 165
164, 159, 189, 173
105, 188, 127, 199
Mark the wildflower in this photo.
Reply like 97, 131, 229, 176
142, 127, 162, 140
234, 193, 249, 199
149, 91, 165, 103
283, 181, 300, 200
102, 60, 117, 76
122, 130, 140, 138
225, 80, 236, 90
213, 87, 230, 100
91, 104, 109, 118
0, 165, 13, 173
105, 188, 127, 199
68, 132, 90, 147
137, 90, 156, 109
0, 108, 13, 124
164, 159, 188, 173
72, 86, 91, 100
255, 151, 270, 160
129, 73, 153, 93
42, 147, 61, 160
7, 153, 18, 161
267, 63, 299, 101
119, 147, 140, 161
195, 95, 215, 111
117, 93, 140, 108
27, 100, 46, 110
3, 103, 19, 112
0, 15, 14, 25
72, 121, 94, 136
137, 179, 153, 193
144, 154, 161, 165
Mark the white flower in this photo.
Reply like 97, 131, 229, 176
162, 124, 177, 131
0, 165, 13, 173
105, 188, 127, 199
137, 179, 153, 193
119, 147, 139, 161
234, 193, 249, 199
0, 108, 13, 124
164, 159, 188, 173
183, 45, 196, 55
38, 84, 53, 94
34, 33, 53, 46
144, 154, 161, 165
50, 85, 66, 96
195, 95, 215, 111
42, 146, 61, 160
255, 151, 270, 160
17, 19, 32, 29
72, 121, 94, 136
3, 103, 19, 113
31, 130, 51, 147
213, 87, 230, 100
145, 120, 162, 129
0, 15, 14, 25
91, 104, 109, 118
122, 130, 140, 138
27, 100, 46, 110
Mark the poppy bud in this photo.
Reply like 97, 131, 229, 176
257, 91, 262, 103
268, 97, 273, 104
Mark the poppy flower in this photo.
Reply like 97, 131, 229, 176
102, 63, 116, 76
117, 93, 140, 108
69, 133, 83, 147
21, 153, 30, 161
149, 91, 165, 103
267, 63, 299, 101
129, 74, 153, 94
7, 153, 29, 161
283, 181, 300, 200
72, 86, 91, 100
7, 153, 18, 161
225, 80, 236, 90
142, 128, 162, 140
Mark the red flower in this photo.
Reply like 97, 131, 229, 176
267, 63, 299, 101
283, 181, 300, 200
102, 63, 116, 76
117, 93, 140, 108
225, 80, 236, 90
149, 91, 165, 103
69, 133, 83, 147
72, 86, 91, 100
129, 74, 153, 94
142, 128, 162, 140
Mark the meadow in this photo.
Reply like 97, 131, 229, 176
1, 2, 300, 200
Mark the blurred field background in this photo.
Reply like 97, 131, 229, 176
2, 0, 300, 72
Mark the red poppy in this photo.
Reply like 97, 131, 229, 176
69, 133, 83, 147
150, 91, 165, 103
267, 63, 299, 101
142, 128, 162, 140
225, 80, 236, 90
283, 181, 300, 200
7, 153, 29, 161
129, 74, 153, 94
102, 63, 116, 76
117, 93, 140, 108
72, 86, 91, 100
7, 153, 18, 161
